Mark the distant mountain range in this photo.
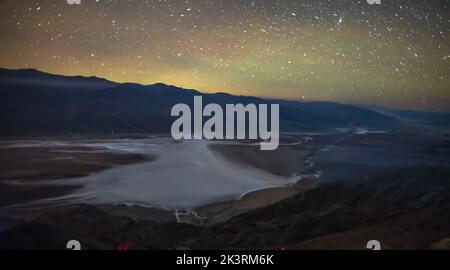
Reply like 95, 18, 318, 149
0, 68, 447, 135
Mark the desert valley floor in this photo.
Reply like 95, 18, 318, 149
0, 130, 449, 249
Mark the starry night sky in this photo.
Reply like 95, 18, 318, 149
0, 0, 449, 111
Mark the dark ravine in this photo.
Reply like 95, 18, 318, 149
0, 167, 449, 250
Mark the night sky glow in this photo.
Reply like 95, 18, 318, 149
0, 0, 449, 111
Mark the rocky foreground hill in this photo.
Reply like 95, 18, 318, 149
1, 166, 449, 250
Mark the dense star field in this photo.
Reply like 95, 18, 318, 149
0, 0, 449, 111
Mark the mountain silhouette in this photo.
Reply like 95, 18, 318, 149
0, 67, 441, 136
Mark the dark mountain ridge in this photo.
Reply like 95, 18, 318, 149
0, 68, 445, 136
